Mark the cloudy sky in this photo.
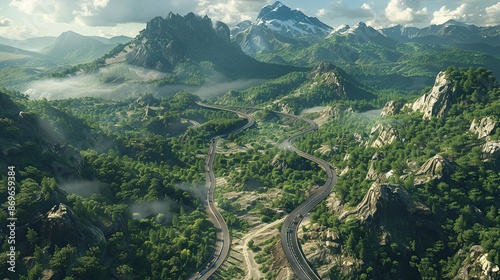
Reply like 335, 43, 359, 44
1, 0, 499, 39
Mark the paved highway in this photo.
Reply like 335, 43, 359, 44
189, 102, 255, 280
275, 111, 338, 280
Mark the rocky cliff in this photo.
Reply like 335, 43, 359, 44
470, 116, 497, 139
380, 100, 404, 117
369, 123, 398, 148
408, 71, 457, 119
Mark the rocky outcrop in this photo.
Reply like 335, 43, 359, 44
456, 245, 500, 279
369, 123, 398, 148
366, 152, 384, 181
315, 144, 335, 156
40, 203, 105, 250
414, 154, 454, 185
408, 71, 457, 119
381, 100, 404, 117
470, 117, 497, 139
339, 183, 431, 222
482, 140, 500, 156
415, 154, 453, 178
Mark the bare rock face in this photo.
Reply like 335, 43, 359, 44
456, 245, 500, 279
40, 203, 105, 250
408, 71, 456, 120
308, 62, 346, 99
380, 101, 404, 117
414, 155, 454, 185
482, 140, 500, 156
369, 123, 398, 148
366, 152, 384, 181
339, 183, 431, 222
470, 117, 497, 139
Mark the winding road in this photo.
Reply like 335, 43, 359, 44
189, 102, 336, 280
227, 106, 338, 279
278, 113, 337, 280
188, 102, 255, 280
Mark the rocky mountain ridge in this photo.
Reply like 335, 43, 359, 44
106, 12, 301, 80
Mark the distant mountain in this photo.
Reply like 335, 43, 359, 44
232, 1, 332, 56
90, 35, 132, 45
381, 20, 500, 55
104, 12, 304, 80
0, 34, 131, 54
41, 31, 129, 65
327, 22, 397, 48
0, 36, 56, 51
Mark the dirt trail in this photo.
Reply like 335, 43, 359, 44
242, 218, 284, 280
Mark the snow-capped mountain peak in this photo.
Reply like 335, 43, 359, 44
254, 1, 332, 40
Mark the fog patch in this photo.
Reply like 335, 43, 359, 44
176, 183, 207, 202
358, 109, 383, 119
194, 79, 265, 99
130, 198, 176, 224
60, 179, 108, 197
300, 106, 328, 115
25, 64, 174, 100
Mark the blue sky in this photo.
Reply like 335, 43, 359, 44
1, 0, 499, 39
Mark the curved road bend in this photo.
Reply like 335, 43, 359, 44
189, 102, 255, 280
231, 107, 338, 280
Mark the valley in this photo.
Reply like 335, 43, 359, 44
0, 1, 500, 280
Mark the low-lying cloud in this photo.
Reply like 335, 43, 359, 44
129, 199, 176, 223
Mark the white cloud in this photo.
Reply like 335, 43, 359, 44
430, 2, 500, 26
0, 17, 12, 27
9, 0, 197, 26
10, 0, 81, 23
321, 1, 375, 20
430, 3, 472, 25
385, 0, 428, 24
8, 0, 267, 27
484, 2, 500, 25
316, 8, 330, 18
197, 0, 263, 25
